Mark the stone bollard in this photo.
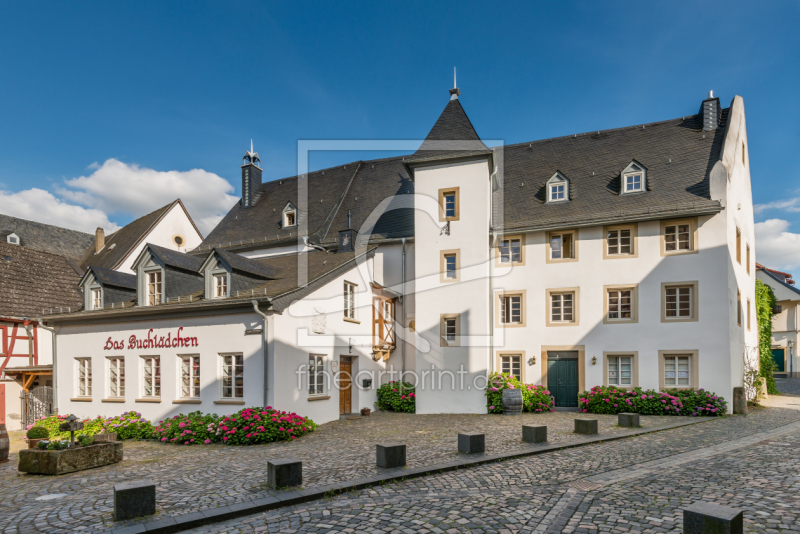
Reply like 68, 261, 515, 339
376, 443, 406, 468
522, 425, 547, 443
114, 480, 156, 521
574, 418, 598, 435
733, 387, 748, 415
684, 502, 743, 534
618, 413, 640, 428
267, 459, 302, 489
457, 432, 485, 454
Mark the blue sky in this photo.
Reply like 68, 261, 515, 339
1, 2, 799, 267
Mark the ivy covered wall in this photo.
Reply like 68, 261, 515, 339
756, 279, 779, 394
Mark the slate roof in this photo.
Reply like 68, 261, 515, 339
80, 200, 189, 271
86, 266, 137, 290
198, 163, 361, 252
0, 214, 95, 260
148, 243, 205, 272
492, 111, 728, 232
215, 247, 283, 279
758, 266, 800, 298
0, 242, 83, 318
411, 98, 489, 160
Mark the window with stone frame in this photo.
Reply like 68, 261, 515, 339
343, 282, 357, 320
142, 356, 161, 397
550, 232, 575, 260
665, 286, 693, 319
500, 295, 522, 324
550, 292, 575, 322
499, 237, 522, 263
108, 357, 125, 398
76, 358, 92, 397
309, 354, 325, 396
664, 223, 692, 252
608, 355, 632, 386
607, 228, 633, 256
221, 354, 243, 398
664, 355, 691, 387
607, 289, 633, 321
500, 354, 522, 380
180, 355, 200, 398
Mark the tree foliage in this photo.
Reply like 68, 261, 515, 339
756, 279, 779, 394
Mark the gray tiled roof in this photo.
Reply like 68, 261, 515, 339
0, 242, 83, 318
87, 266, 137, 290
79, 200, 184, 270
148, 243, 205, 272
215, 247, 282, 279
759, 267, 800, 297
0, 214, 95, 259
411, 98, 488, 160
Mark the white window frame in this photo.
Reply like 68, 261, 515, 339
664, 223, 692, 252
549, 232, 575, 260
621, 161, 646, 194
546, 172, 569, 203
444, 318, 457, 343
75, 358, 92, 397
283, 202, 298, 228
663, 355, 691, 387
213, 273, 228, 299
179, 355, 201, 398
665, 286, 693, 319
6, 233, 19, 245
500, 354, 522, 380
220, 353, 244, 399
141, 356, 161, 398
607, 289, 633, 321
309, 354, 326, 396
607, 355, 633, 386
550, 292, 575, 323
499, 237, 522, 263
343, 281, 357, 321
443, 192, 457, 219
91, 288, 103, 310
444, 254, 457, 279
147, 270, 162, 306
606, 228, 633, 256
500, 295, 522, 324
107, 357, 125, 398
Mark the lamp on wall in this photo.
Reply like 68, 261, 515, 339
591, 355, 597, 365
528, 355, 536, 365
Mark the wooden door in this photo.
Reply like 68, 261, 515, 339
547, 353, 579, 408
772, 349, 786, 373
339, 361, 352, 414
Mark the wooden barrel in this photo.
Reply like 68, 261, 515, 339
0, 424, 9, 463
502, 389, 523, 415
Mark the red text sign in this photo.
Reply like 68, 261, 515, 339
103, 327, 198, 351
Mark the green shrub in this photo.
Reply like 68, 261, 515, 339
47, 440, 69, 451
485, 372, 554, 414
26, 426, 49, 439
376, 381, 416, 413
152, 407, 317, 445
77, 434, 94, 447
578, 386, 726, 416
36, 415, 106, 440
36, 440, 50, 450
101, 411, 155, 439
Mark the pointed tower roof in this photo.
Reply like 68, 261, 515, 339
412, 89, 488, 160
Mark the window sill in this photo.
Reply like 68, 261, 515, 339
173, 399, 201, 404
214, 400, 245, 405
307, 395, 331, 401
498, 322, 526, 328
70, 397, 93, 402
343, 318, 361, 324
101, 398, 126, 403
135, 398, 162, 403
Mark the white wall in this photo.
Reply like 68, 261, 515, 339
117, 203, 203, 273
412, 159, 492, 414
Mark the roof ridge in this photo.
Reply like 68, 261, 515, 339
0, 213, 94, 236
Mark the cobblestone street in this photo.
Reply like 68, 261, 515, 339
183, 381, 800, 534
3, 385, 800, 533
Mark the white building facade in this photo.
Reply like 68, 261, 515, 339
46, 89, 757, 423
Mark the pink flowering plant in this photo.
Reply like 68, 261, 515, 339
376, 381, 416, 413
151, 407, 316, 445
102, 411, 155, 439
485, 372, 554, 414
577, 386, 726, 416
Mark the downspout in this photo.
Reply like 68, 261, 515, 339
251, 300, 270, 407
401, 238, 406, 375
36, 320, 57, 414
489, 165, 497, 375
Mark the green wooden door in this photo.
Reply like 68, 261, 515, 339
547, 354, 579, 407
772, 349, 786, 373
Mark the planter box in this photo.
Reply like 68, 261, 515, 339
27, 439, 45, 449
18, 442, 123, 475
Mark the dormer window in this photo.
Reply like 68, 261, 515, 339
6, 233, 19, 245
147, 271, 162, 305
621, 162, 646, 194
91, 288, 102, 310
546, 172, 569, 202
283, 202, 297, 228
214, 274, 228, 298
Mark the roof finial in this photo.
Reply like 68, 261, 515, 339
449, 67, 460, 100
708, 90, 714, 98
243, 140, 261, 168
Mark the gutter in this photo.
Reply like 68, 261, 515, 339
35, 320, 58, 414
401, 238, 406, 375
251, 300, 271, 408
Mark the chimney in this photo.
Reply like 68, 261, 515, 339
95, 227, 105, 253
241, 140, 262, 208
701, 90, 721, 131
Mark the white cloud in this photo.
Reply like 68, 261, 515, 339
754, 197, 800, 214
754, 219, 800, 271
57, 159, 238, 236
0, 188, 120, 233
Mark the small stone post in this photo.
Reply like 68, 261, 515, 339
522, 425, 547, 443
457, 432, 485, 454
733, 387, 747, 415
683, 502, 743, 534
376, 443, 406, 468
267, 459, 302, 488
114, 480, 156, 521
574, 419, 598, 435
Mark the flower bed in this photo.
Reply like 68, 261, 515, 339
152, 407, 316, 445
485, 373, 554, 414
376, 381, 416, 413
578, 386, 727, 416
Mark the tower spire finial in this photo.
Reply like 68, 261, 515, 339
449, 67, 460, 100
